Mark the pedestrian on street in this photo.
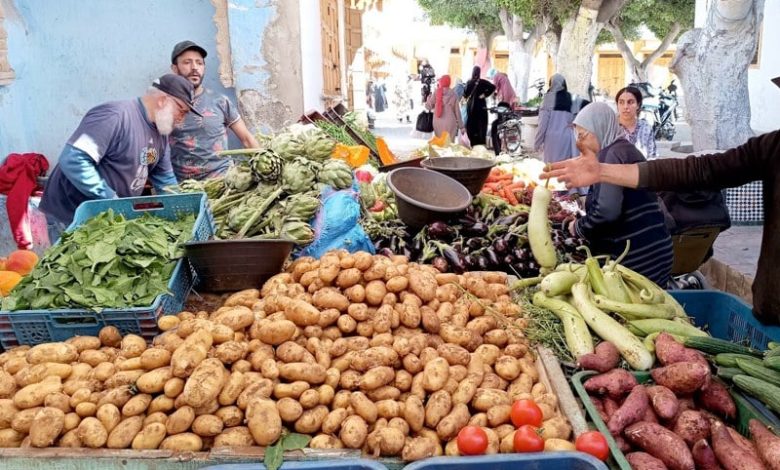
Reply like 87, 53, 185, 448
374, 80, 388, 113
419, 59, 436, 105
540, 76, 780, 325
168, 41, 259, 181
565, 102, 674, 286
463, 66, 496, 147
40, 74, 196, 241
535, 73, 578, 164
425, 75, 463, 142
492, 72, 517, 107
616, 86, 657, 159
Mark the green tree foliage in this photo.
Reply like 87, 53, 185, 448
603, 0, 695, 43
416, 0, 503, 36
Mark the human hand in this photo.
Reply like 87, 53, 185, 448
540, 155, 600, 190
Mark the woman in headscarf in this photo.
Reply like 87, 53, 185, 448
463, 66, 496, 146
568, 102, 674, 286
492, 72, 517, 107
425, 75, 463, 141
534, 73, 577, 163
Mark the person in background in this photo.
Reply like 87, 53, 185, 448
616, 86, 657, 159
492, 72, 517, 107
565, 102, 673, 286
453, 78, 468, 127
374, 79, 388, 113
534, 73, 577, 164
393, 77, 412, 124
419, 59, 436, 104
40, 74, 197, 241
168, 41, 258, 181
463, 66, 496, 147
425, 75, 463, 142
366, 80, 375, 110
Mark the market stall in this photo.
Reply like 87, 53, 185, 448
0, 118, 779, 470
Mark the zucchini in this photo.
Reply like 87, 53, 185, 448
627, 319, 708, 338
527, 186, 557, 269
683, 336, 763, 357
532, 291, 594, 359
715, 353, 764, 368
735, 358, 780, 387
733, 375, 780, 414
765, 356, 780, 371
768, 341, 780, 350
765, 347, 780, 358
716, 367, 743, 381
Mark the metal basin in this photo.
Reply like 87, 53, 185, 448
420, 157, 496, 195
386, 167, 472, 230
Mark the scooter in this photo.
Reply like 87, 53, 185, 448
489, 103, 523, 155
632, 80, 680, 141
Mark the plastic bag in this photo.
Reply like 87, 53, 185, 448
459, 130, 471, 148
298, 184, 375, 258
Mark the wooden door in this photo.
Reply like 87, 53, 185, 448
493, 53, 509, 74
598, 54, 625, 98
345, 7, 363, 107
321, 0, 341, 96
448, 48, 461, 79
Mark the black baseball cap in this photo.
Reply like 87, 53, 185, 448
171, 40, 207, 64
152, 74, 202, 116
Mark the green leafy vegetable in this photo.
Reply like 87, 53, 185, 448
264, 432, 312, 470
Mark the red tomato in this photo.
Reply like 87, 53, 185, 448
510, 399, 543, 427
513, 425, 544, 453
457, 426, 489, 455
575, 431, 610, 461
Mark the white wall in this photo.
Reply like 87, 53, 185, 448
299, 0, 324, 111
747, 0, 780, 133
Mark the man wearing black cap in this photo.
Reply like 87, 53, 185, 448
168, 40, 259, 181
541, 76, 780, 325
40, 74, 198, 240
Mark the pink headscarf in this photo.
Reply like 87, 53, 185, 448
435, 75, 452, 118
493, 73, 516, 105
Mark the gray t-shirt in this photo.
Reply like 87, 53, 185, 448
40, 99, 172, 224
168, 88, 240, 181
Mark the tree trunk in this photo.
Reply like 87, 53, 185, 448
556, 3, 604, 96
671, 0, 765, 151
607, 21, 681, 84
476, 28, 499, 74
498, 8, 538, 102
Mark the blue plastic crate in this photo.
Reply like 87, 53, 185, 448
0, 193, 213, 348
668, 290, 780, 348
403, 454, 607, 470
200, 459, 388, 470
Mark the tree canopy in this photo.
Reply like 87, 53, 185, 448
416, 0, 503, 36
604, 0, 695, 43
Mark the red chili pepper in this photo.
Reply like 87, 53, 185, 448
370, 200, 386, 212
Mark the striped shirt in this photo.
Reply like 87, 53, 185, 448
575, 138, 673, 286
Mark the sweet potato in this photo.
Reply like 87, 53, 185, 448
608, 385, 649, 434
584, 369, 638, 398
647, 385, 679, 420
624, 421, 694, 470
654, 332, 707, 367
603, 397, 620, 420
697, 379, 736, 420
626, 452, 670, 470
710, 420, 766, 470
673, 410, 710, 446
578, 341, 620, 373
650, 362, 710, 395
691, 440, 722, 470
749, 419, 780, 470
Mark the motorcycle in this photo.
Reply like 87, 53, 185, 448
632, 80, 680, 141
489, 103, 523, 155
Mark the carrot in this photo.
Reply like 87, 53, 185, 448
506, 189, 519, 205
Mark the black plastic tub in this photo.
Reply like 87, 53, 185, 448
420, 157, 495, 195
386, 167, 472, 229
185, 239, 293, 292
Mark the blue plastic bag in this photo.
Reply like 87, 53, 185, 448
298, 184, 375, 258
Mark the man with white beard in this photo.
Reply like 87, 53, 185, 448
40, 74, 197, 241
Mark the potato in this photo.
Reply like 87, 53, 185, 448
435, 403, 469, 440
77, 417, 108, 448
218, 371, 246, 406
320, 407, 349, 435
75, 401, 98, 417
365, 280, 387, 306
0, 428, 24, 448
340, 415, 368, 449
213, 306, 255, 331
58, 429, 82, 448
122, 393, 152, 417
96, 404, 122, 433
310, 434, 344, 449
160, 433, 203, 451
247, 398, 281, 445
277, 362, 326, 384
14, 375, 62, 409
216, 406, 243, 427
29, 407, 65, 447
213, 426, 255, 447
131, 422, 167, 450
118, 334, 146, 359
91, 362, 115, 382
26, 343, 78, 364
472, 388, 511, 411
402, 436, 438, 462
43, 392, 71, 413
425, 390, 452, 428
191, 414, 224, 438
367, 426, 405, 457
136, 367, 173, 394
97, 386, 134, 409
104, 370, 144, 389
360, 366, 395, 391
154, 331, 184, 353
494, 356, 521, 381
0, 370, 16, 398
272, 381, 309, 401
0, 399, 17, 428
98, 326, 122, 347
181, 358, 228, 408
408, 270, 437, 302
137, 348, 171, 370
294, 405, 328, 434
376, 400, 402, 419
367, 386, 401, 402
157, 315, 180, 332
78, 349, 109, 367
257, 320, 297, 345
142, 412, 167, 427
437, 344, 470, 367
540, 416, 572, 441
105, 415, 144, 449
422, 357, 449, 392
167, 406, 195, 435
4, 357, 29, 375
544, 438, 575, 452
351, 346, 398, 372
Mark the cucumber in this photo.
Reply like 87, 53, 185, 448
765, 356, 780, 371
683, 336, 763, 357
735, 358, 780, 387
715, 353, 764, 368
716, 367, 743, 381
733, 375, 780, 414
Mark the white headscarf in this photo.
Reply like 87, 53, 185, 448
573, 102, 622, 150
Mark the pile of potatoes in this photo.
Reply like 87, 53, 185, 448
0, 250, 572, 460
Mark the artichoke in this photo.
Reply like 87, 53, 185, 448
224, 162, 256, 192
280, 219, 315, 245
284, 193, 321, 221
250, 149, 284, 183
282, 157, 317, 194
270, 132, 306, 161
317, 159, 354, 190
300, 128, 336, 161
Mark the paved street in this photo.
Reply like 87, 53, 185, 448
712, 225, 762, 278
371, 110, 427, 158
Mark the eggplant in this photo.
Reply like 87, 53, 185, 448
492, 238, 509, 255
378, 247, 395, 258
442, 246, 466, 273
464, 255, 480, 271
431, 256, 450, 273
513, 262, 527, 273
464, 222, 488, 237
427, 221, 454, 240
563, 237, 578, 249
476, 255, 489, 271
486, 248, 500, 268
495, 213, 520, 226
402, 246, 414, 260
466, 238, 485, 252
503, 254, 516, 266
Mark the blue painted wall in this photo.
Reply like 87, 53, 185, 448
0, 0, 240, 166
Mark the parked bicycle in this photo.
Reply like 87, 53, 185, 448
632, 80, 680, 141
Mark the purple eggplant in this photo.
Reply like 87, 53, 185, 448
513, 248, 528, 261
431, 256, 450, 273
486, 248, 500, 268
442, 246, 466, 273
503, 254, 516, 266
378, 248, 395, 258
476, 255, 489, 271
466, 238, 485, 252
464, 222, 488, 237
427, 221, 454, 240
464, 255, 480, 271
492, 238, 509, 255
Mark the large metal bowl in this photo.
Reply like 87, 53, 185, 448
420, 157, 496, 195
386, 167, 472, 230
